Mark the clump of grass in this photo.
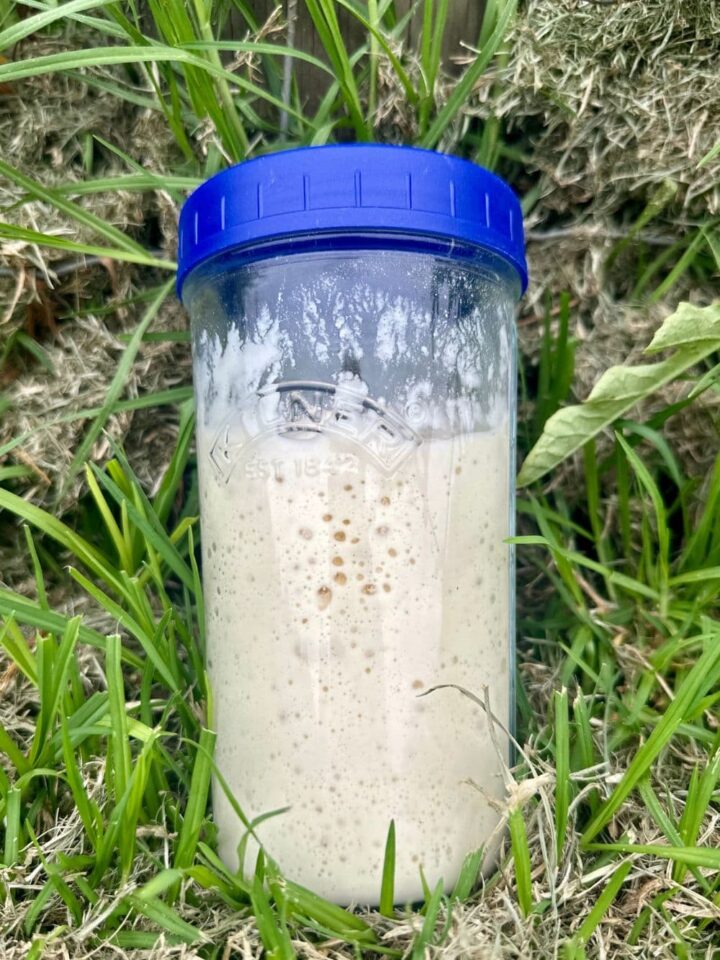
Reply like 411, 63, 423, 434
3, 326, 720, 954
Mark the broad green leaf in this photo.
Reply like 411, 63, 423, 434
518, 301, 720, 486
646, 300, 720, 352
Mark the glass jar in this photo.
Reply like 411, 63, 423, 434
178, 145, 527, 905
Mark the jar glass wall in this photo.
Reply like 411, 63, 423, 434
184, 239, 518, 904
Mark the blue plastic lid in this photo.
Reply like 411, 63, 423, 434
177, 144, 527, 298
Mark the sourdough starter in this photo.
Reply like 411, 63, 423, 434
198, 421, 511, 904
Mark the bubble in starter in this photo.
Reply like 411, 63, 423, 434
334, 531, 346, 542
334, 572, 347, 585
317, 586, 332, 610
332, 556, 344, 567
362, 583, 377, 595
299, 527, 313, 540
322, 513, 333, 522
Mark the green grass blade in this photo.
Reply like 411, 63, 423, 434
173, 727, 216, 871
0, 156, 148, 257
649, 229, 708, 304
512, 535, 660, 601
333, 0, 419, 106
615, 432, 670, 604
586, 842, 720, 870
0, 615, 38, 685
419, 0, 434, 104
674, 744, 720, 884
282, 879, 375, 938
89, 462, 196, 593
62, 279, 173, 496
23, 877, 55, 936
61, 718, 100, 848
48, 173, 201, 197
251, 863, 296, 960
106, 634, 132, 803
567, 860, 632, 951
554, 688, 571, 862
304, 0, 369, 139
572, 693, 598, 809
0, 723, 29, 777
0, 222, 176, 269
34, 617, 81, 756
22, 526, 48, 612
84, 466, 133, 572
367, 0, 380, 117
411, 879, 445, 959
580, 633, 720, 845
186, 525, 205, 670
451, 847, 484, 901
66, 68, 163, 110
636, 778, 710, 893
509, 805, 533, 916
0, 45, 311, 127
182, 39, 333, 75
0, 466, 33, 482
3, 785, 22, 865
420, 0, 517, 149
428, 0, 450, 106
124, 893, 204, 945
605, 179, 677, 271
153, 405, 195, 527
0, 0, 117, 51
33, 632, 55, 760
379, 819, 396, 917
119, 737, 156, 877
68, 568, 179, 692
0, 589, 139, 668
